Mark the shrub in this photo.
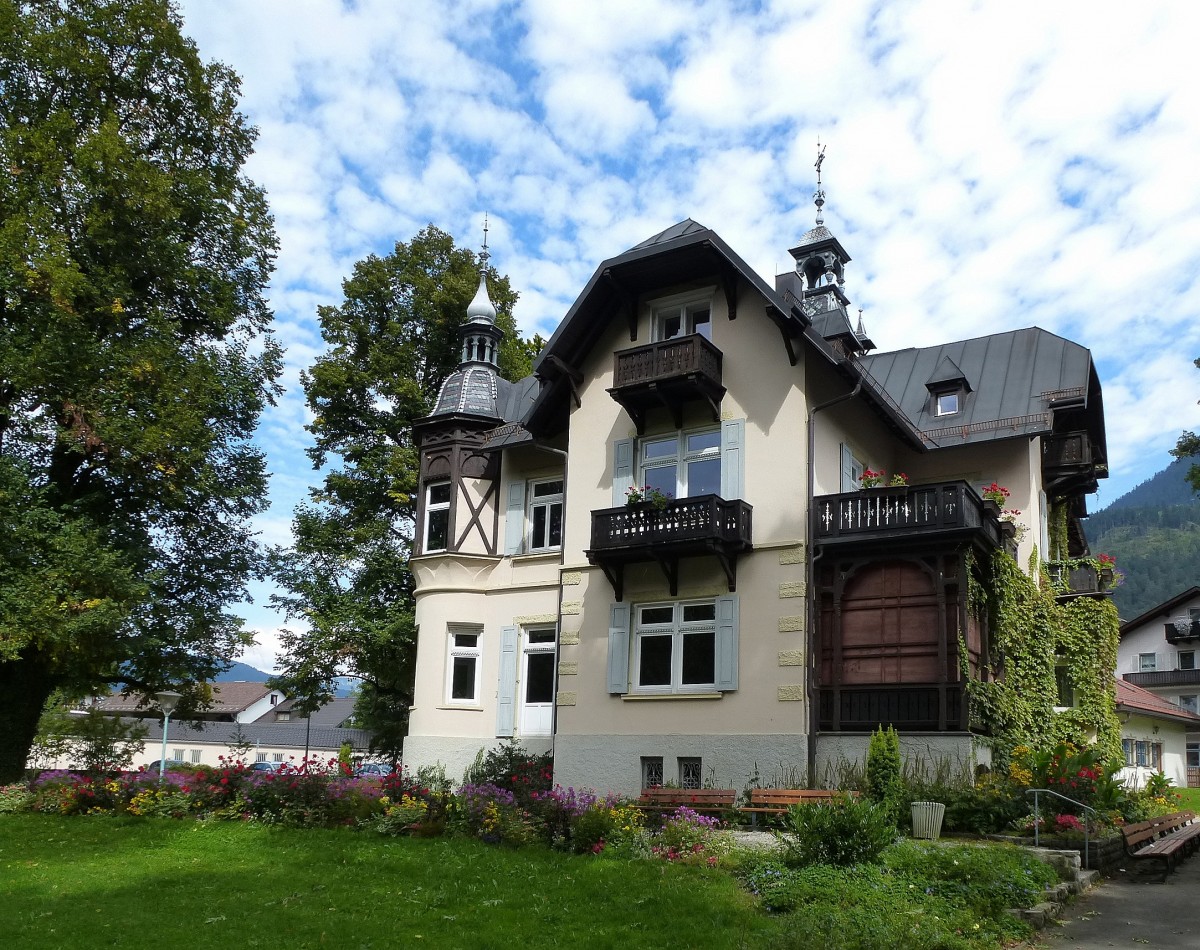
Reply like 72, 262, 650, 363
777, 796, 897, 868
527, 785, 600, 847
462, 739, 553, 808
570, 800, 645, 855
0, 783, 33, 813
452, 782, 535, 846
865, 726, 903, 820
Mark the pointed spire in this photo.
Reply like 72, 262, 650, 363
466, 212, 497, 324
813, 141, 826, 226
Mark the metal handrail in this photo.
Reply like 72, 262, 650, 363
1025, 788, 1098, 869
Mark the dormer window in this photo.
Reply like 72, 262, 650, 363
924, 355, 972, 420
935, 391, 960, 416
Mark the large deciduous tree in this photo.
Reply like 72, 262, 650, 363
0, 0, 280, 780
1171, 357, 1200, 492
270, 226, 536, 757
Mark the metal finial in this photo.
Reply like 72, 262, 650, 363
813, 141, 826, 226
481, 212, 490, 267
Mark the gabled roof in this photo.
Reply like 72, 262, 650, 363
1116, 679, 1200, 725
859, 327, 1102, 449
925, 355, 972, 392
101, 682, 282, 716
1120, 587, 1200, 637
523, 219, 918, 442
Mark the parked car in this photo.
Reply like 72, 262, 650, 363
143, 760, 186, 773
354, 762, 393, 778
248, 761, 279, 773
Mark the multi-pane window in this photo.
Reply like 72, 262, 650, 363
654, 298, 712, 341
1180, 694, 1198, 714
446, 625, 483, 705
679, 758, 702, 790
528, 479, 564, 551
641, 756, 664, 789
1139, 653, 1158, 672
190, 749, 202, 764
640, 429, 721, 501
1188, 743, 1199, 769
1122, 738, 1134, 767
173, 748, 185, 761
633, 601, 717, 693
1130, 740, 1164, 769
424, 481, 451, 552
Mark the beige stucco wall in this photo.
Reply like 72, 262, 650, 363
451, 475, 498, 556
1119, 713, 1192, 789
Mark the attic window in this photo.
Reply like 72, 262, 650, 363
270, 694, 278, 705
935, 391, 960, 416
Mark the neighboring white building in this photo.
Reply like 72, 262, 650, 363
404, 206, 1111, 796
1117, 587, 1200, 786
1115, 679, 1200, 790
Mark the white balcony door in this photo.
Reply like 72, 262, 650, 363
520, 628, 555, 735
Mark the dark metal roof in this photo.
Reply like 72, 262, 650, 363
432, 365, 499, 416
859, 328, 1097, 448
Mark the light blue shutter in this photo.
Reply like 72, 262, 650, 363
612, 438, 635, 506
720, 418, 745, 499
607, 603, 631, 694
496, 625, 518, 736
840, 443, 855, 492
715, 595, 739, 690
504, 481, 526, 555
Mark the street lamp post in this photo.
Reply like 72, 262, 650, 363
155, 691, 183, 780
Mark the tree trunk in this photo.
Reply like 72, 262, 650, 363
0, 649, 60, 783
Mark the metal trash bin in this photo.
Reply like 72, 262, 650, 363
911, 801, 946, 840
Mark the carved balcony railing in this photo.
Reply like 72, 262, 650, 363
587, 494, 752, 601
607, 334, 725, 433
1044, 561, 1116, 600
813, 481, 1003, 551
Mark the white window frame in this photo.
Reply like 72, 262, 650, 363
1139, 652, 1158, 672
935, 391, 960, 416
190, 749, 202, 764
445, 624, 483, 706
424, 481, 451, 553
652, 289, 714, 342
173, 748, 185, 762
632, 600, 718, 694
639, 427, 721, 501
527, 478, 564, 552
1187, 743, 1199, 769
1179, 694, 1198, 714
520, 627, 556, 735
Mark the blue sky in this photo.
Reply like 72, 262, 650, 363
176, 0, 1200, 671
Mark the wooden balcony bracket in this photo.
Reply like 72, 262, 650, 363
542, 354, 582, 408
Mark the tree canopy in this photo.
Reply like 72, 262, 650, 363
0, 0, 280, 780
270, 226, 537, 756
1171, 356, 1200, 493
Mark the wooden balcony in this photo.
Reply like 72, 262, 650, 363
1044, 561, 1116, 600
607, 334, 725, 433
586, 494, 752, 601
818, 684, 968, 732
1123, 669, 1200, 688
1166, 619, 1200, 644
813, 481, 1003, 552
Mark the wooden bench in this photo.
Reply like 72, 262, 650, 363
1121, 810, 1200, 879
741, 788, 860, 825
634, 787, 737, 818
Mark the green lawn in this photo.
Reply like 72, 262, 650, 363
1176, 785, 1200, 811
0, 815, 784, 949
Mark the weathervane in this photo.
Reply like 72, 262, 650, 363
814, 141, 826, 226
481, 212, 490, 268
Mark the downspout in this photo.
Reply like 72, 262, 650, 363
805, 375, 863, 784
531, 442, 570, 758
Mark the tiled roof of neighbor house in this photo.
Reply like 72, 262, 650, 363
858, 327, 1101, 449
1116, 679, 1200, 724
100, 682, 280, 715
1119, 586, 1200, 636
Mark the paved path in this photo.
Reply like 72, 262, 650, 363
1035, 854, 1199, 949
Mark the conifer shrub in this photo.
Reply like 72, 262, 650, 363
865, 725, 903, 820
